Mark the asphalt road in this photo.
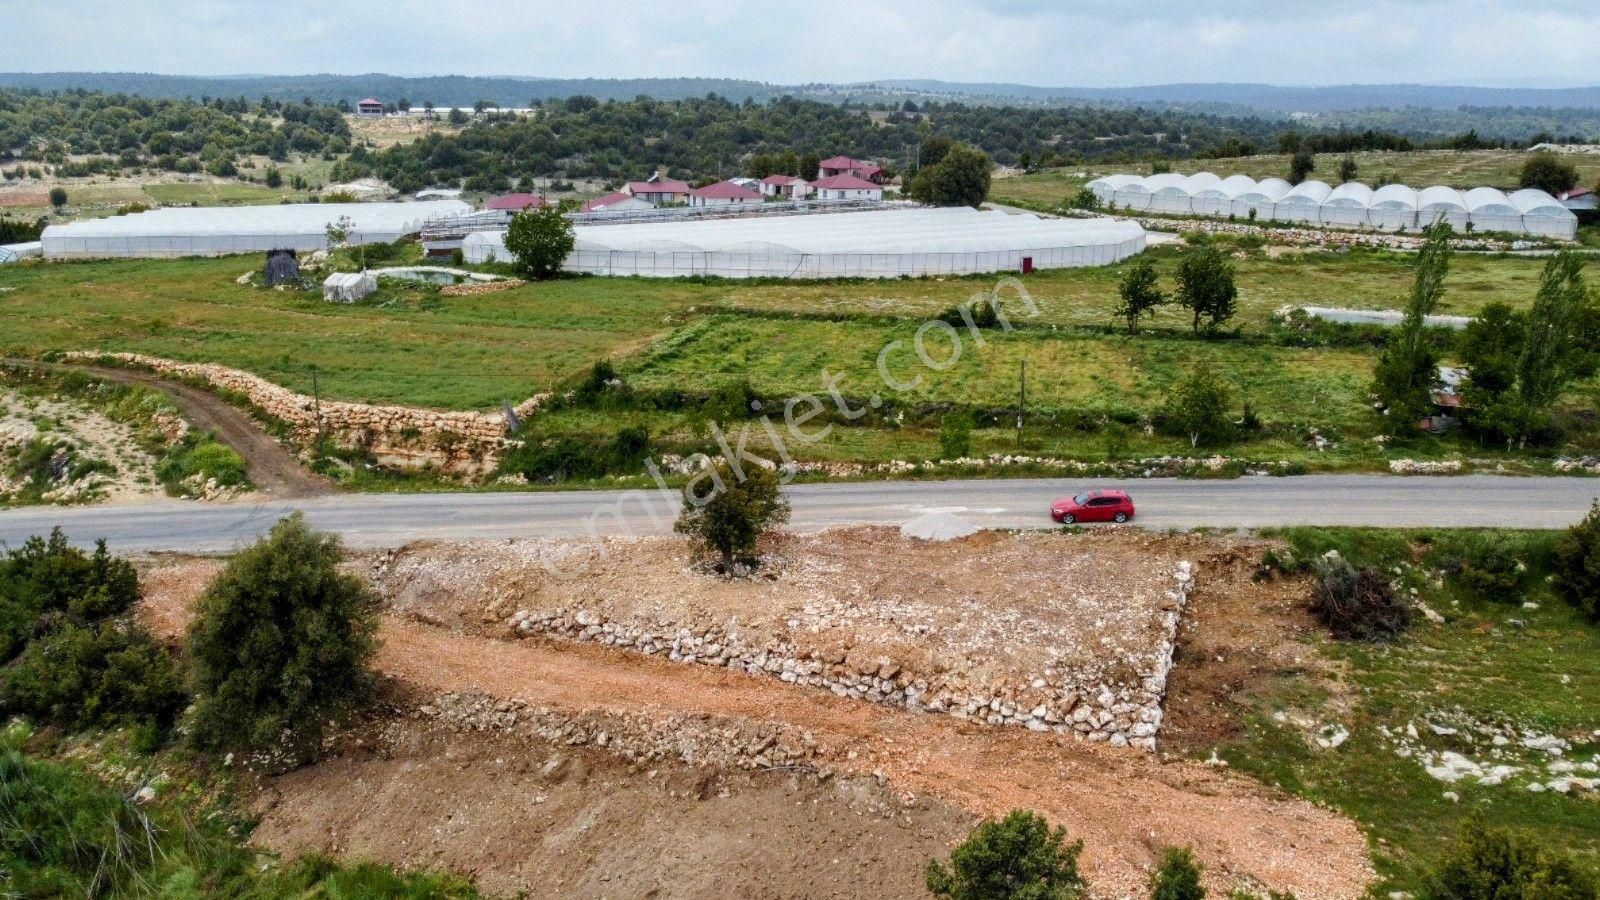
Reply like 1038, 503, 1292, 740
1, 474, 1596, 554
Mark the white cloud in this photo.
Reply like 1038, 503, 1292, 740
2, 0, 1596, 87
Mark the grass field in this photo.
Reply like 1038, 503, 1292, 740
1232, 528, 1600, 893
992, 149, 1600, 209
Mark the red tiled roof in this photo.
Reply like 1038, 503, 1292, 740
1558, 186, 1594, 200
811, 174, 881, 190
818, 155, 868, 169
761, 174, 807, 185
483, 193, 548, 211
627, 180, 690, 195
690, 180, 761, 200
581, 191, 634, 212
357, 98, 382, 106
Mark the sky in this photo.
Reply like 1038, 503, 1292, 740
5, 0, 1598, 87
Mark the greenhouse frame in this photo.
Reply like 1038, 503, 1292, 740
1084, 172, 1577, 238
463, 207, 1146, 279
40, 200, 473, 259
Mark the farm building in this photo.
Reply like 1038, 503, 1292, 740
817, 156, 885, 183
760, 174, 814, 199
462, 206, 1144, 279
811, 174, 883, 202
1556, 186, 1596, 213
1084, 172, 1577, 238
581, 192, 652, 213
626, 177, 691, 206
356, 98, 384, 117
483, 193, 549, 211
688, 180, 762, 207
0, 241, 41, 264
40, 200, 472, 259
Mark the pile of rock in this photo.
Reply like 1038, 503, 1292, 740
66, 352, 545, 474
507, 561, 1194, 751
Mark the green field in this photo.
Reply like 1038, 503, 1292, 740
992, 149, 1600, 210
1231, 528, 1600, 893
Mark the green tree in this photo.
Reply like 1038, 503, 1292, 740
1519, 152, 1579, 195
1511, 250, 1592, 446
0, 530, 139, 661
1175, 245, 1237, 335
919, 135, 956, 171
1150, 847, 1205, 900
1458, 302, 1526, 442
263, 165, 283, 188
1288, 150, 1315, 184
1421, 813, 1597, 900
939, 409, 975, 460
48, 187, 67, 208
1554, 500, 1600, 622
186, 514, 378, 763
676, 460, 791, 573
926, 810, 1087, 900
1, 620, 185, 736
1338, 154, 1359, 183
911, 144, 992, 208
1115, 256, 1166, 335
1373, 223, 1452, 434
503, 206, 575, 280
1069, 187, 1099, 211
1163, 366, 1234, 449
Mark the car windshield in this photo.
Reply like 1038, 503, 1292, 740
1073, 493, 1090, 505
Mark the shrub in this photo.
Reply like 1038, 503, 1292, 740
48, 186, 68, 208
158, 435, 249, 491
1150, 847, 1205, 900
925, 809, 1087, 900
0, 531, 139, 661
1421, 813, 1597, 900
1162, 366, 1234, 449
186, 514, 377, 763
939, 409, 975, 459
676, 459, 790, 573
1309, 554, 1411, 641
503, 206, 575, 279
1, 620, 185, 735
1553, 500, 1600, 622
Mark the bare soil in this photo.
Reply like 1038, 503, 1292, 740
136, 531, 1373, 899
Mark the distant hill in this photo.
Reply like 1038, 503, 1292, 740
7, 72, 1600, 114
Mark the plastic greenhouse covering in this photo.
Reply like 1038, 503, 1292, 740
41, 200, 473, 259
463, 207, 1146, 278
1083, 173, 1576, 238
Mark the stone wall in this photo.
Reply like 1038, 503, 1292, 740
507, 560, 1194, 751
67, 351, 544, 474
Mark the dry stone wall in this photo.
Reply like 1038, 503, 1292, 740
508, 560, 1194, 751
66, 351, 543, 474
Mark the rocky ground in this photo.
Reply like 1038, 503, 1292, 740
136, 530, 1375, 898
0, 383, 167, 505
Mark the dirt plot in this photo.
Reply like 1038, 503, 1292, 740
251, 692, 976, 900
136, 531, 1374, 898
365, 528, 1190, 748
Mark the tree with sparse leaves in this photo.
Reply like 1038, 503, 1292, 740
926, 810, 1088, 900
504, 206, 575, 280
1175, 245, 1237, 335
676, 459, 790, 573
186, 514, 377, 764
1115, 257, 1166, 335
1511, 250, 1594, 447
1338, 155, 1359, 184
1374, 223, 1452, 434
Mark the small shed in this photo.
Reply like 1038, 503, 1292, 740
323, 271, 377, 303
263, 248, 301, 286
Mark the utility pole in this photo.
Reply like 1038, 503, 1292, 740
1016, 360, 1026, 451
310, 364, 325, 454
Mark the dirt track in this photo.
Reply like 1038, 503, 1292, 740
1, 358, 332, 499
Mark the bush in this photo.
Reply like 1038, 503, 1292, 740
676, 459, 790, 573
503, 206, 575, 279
1, 620, 185, 735
48, 187, 68, 208
498, 427, 653, 483
1162, 366, 1234, 449
1421, 813, 1597, 900
0, 531, 139, 661
1519, 152, 1579, 196
939, 409, 975, 459
1150, 847, 1205, 900
1553, 500, 1600, 622
925, 809, 1087, 900
157, 435, 249, 491
1309, 554, 1411, 641
186, 514, 377, 763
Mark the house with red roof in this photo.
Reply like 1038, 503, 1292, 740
625, 174, 692, 206
355, 98, 385, 118
811, 174, 884, 202
688, 180, 762, 207
759, 174, 814, 200
482, 193, 549, 212
816, 155, 885, 184
580, 191, 652, 213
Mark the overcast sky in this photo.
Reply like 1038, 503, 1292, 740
6, 0, 1597, 87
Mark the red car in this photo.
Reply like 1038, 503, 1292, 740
1051, 489, 1135, 524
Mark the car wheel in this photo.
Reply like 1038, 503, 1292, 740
1060, 513, 1074, 524
1113, 512, 1128, 523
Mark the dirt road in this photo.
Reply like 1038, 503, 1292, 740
1, 358, 332, 499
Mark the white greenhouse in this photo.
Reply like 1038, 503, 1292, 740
1416, 186, 1470, 232
1321, 182, 1376, 228
1079, 171, 1577, 238
1231, 178, 1292, 221
1369, 185, 1420, 232
1276, 180, 1333, 225
463, 207, 1146, 279
40, 200, 473, 259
